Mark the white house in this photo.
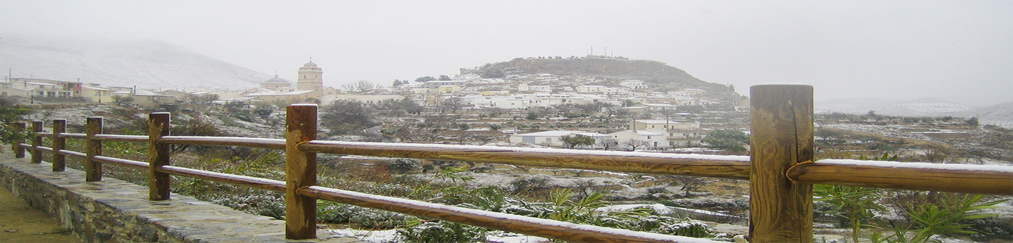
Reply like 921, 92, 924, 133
619, 80, 648, 90
607, 130, 670, 149
631, 120, 701, 131
576, 85, 607, 93
509, 130, 608, 148
466, 95, 528, 109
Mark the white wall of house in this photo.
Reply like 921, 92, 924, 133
467, 95, 528, 109
509, 131, 608, 148
608, 130, 670, 149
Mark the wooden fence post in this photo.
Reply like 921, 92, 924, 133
86, 117, 103, 182
285, 104, 317, 239
53, 119, 66, 171
13, 122, 25, 158
31, 121, 43, 164
749, 85, 814, 242
149, 112, 172, 200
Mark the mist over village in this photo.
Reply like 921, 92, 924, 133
1, 1, 1012, 243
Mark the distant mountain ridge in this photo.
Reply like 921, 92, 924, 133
0, 37, 270, 90
817, 98, 1013, 128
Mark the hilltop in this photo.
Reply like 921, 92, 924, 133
0, 36, 270, 90
466, 56, 735, 95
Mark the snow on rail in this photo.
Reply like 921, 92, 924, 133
817, 159, 1013, 173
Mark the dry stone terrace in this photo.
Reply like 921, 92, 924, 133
0, 153, 363, 243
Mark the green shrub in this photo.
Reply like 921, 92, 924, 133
397, 220, 487, 243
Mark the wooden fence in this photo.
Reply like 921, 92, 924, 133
9, 85, 1013, 242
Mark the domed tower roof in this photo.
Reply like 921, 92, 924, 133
300, 60, 322, 72
263, 75, 291, 84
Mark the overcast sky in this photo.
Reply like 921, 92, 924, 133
3, 0, 1011, 105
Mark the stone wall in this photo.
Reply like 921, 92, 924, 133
0, 155, 359, 243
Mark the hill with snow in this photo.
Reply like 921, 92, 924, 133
470, 57, 733, 94
0, 37, 270, 90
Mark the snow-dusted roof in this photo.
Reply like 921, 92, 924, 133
636, 119, 687, 124
132, 90, 173, 96
515, 130, 584, 137
26, 82, 58, 86
246, 90, 313, 96
81, 86, 110, 91
643, 103, 677, 107
514, 130, 607, 137
608, 130, 665, 136
635, 130, 665, 136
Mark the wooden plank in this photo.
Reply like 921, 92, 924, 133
298, 186, 722, 243
58, 133, 87, 139
93, 155, 149, 169
148, 112, 171, 200
86, 117, 103, 182
298, 141, 751, 179
58, 150, 86, 158
157, 166, 286, 192
13, 122, 25, 158
53, 119, 66, 171
749, 85, 814, 242
789, 160, 1013, 195
91, 134, 148, 143
31, 121, 43, 164
158, 136, 286, 150
285, 104, 317, 239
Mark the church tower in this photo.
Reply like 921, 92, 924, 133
297, 60, 323, 92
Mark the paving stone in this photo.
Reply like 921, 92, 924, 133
1, 155, 363, 242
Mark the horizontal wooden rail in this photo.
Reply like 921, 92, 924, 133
157, 166, 287, 192
91, 134, 148, 143
38, 133, 54, 138
299, 141, 752, 179
789, 159, 1013, 195
92, 156, 150, 169
35, 146, 54, 152
298, 186, 720, 243
159, 136, 286, 150
57, 150, 86, 158
58, 133, 87, 139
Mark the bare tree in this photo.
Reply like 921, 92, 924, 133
596, 138, 619, 150
439, 97, 465, 113
673, 175, 707, 197
623, 138, 650, 151
342, 80, 377, 94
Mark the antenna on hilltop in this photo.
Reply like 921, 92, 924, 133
590, 45, 593, 55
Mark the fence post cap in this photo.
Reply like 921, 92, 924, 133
289, 104, 318, 107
